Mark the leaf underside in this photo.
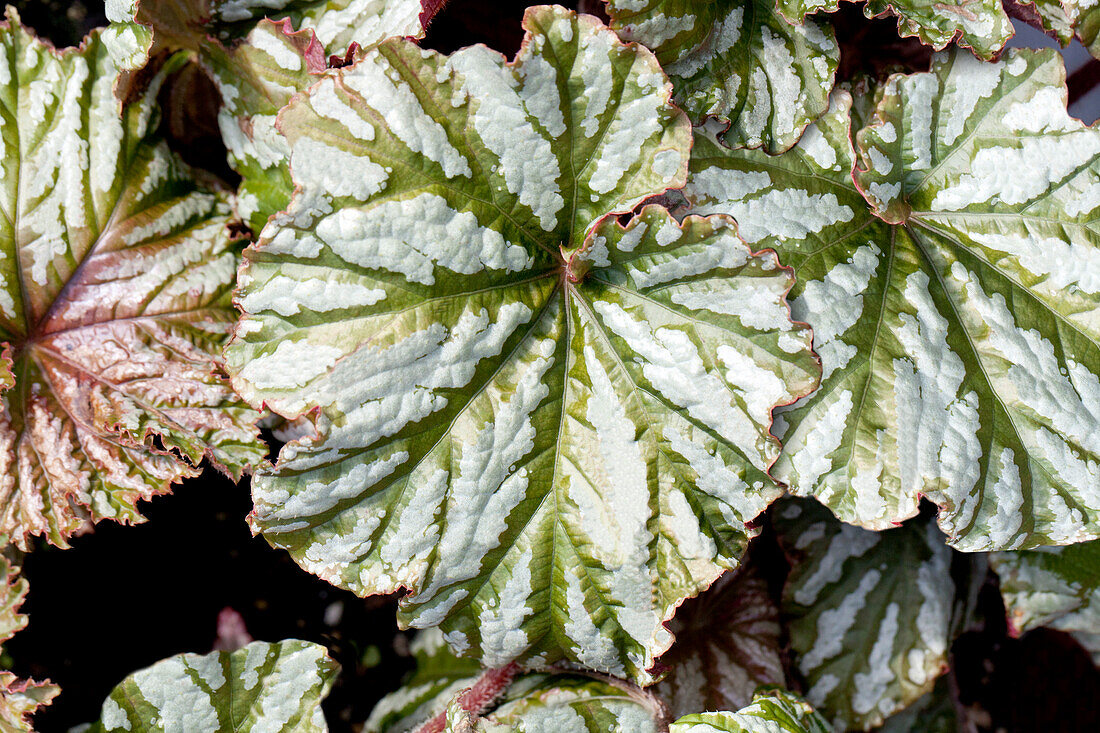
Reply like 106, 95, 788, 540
0, 12, 264, 549
775, 500, 956, 730
88, 640, 339, 732
604, 0, 839, 153
685, 49, 1100, 553
655, 565, 785, 717
227, 5, 819, 683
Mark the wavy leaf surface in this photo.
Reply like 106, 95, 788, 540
88, 640, 338, 732
655, 566, 785, 717
227, 5, 819, 683
604, 0, 839, 152
0, 12, 265, 548
991, 540, 1100, 663
670, 688, 831, 733
686, 50, 1100, 552
776, 0, 1011, 59
775, 501, 955, 730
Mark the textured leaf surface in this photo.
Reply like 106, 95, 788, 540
480, 675, 661, 732
670, 688, 831, 733
686, 50, 1100, 552
0, 13, 264, 548
228, 5, 819, 683
776, 0, 1011, 59
0, 540, 57, 731
991, 540, 1100, 663
655, 566, 785, 717
775, 501, 955, 730
89, 640, 338, 732
605, 0, 838, 152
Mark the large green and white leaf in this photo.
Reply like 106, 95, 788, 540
1011, 0, 1100, 59
112, 0, 432, 49
604, 0, 838, 153
87, 640, 338, 732
0, 539, 58, 731
774, 500, 955, 730
991, 540, 1100, 664
0, 12, 265, 548
686, 50, 1100, 552
228, 5, 819, 683
655, 566, 785, 717
776, 0, 1011, 59
670, 688, 831, 733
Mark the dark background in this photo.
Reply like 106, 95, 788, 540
4, 1, 1100, 730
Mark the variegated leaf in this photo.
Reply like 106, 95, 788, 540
776, 0, 1012, 59
227, 6, 819, 683
774, 500, 955, 730
87, 640, 338, 732
111, 0, 432, 49
206, 21, 324, 233
0, 540, 57, 731
686, 50, 1100, 552
604, 0, 839, 152
655, 566, 785, 718
991, 540, 1100, 664
669, 688, 831, 733
0, 12, 265, 548
369, 629, 663, 732
365, 630, 483, 732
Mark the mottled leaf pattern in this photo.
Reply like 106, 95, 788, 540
991, 540, 1100, 664
687, 50, 1100, 553
89, 640, 338, 732
655, 566, 785, 717
775, 501, 955, 730
776, 0, 1011, 59
0, 539, 57, 731
228, 6, 818, 683
0, 12, 265, 548
605, 0, 838, 153
670, 688, 831, 733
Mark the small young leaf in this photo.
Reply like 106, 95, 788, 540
604, 0, 839, 153
991, 540, 1100, 664
776, 0, 1012, 60
670, 688, 831, 733
368, 630, 663, 732
686, 50, 1100, 552
0, 12, 265, 548
88, 640, 339, 732
775, 501, 955, 730
228, 6, 819, 683
655, 566, 785, 717
365, 630, 483, 732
